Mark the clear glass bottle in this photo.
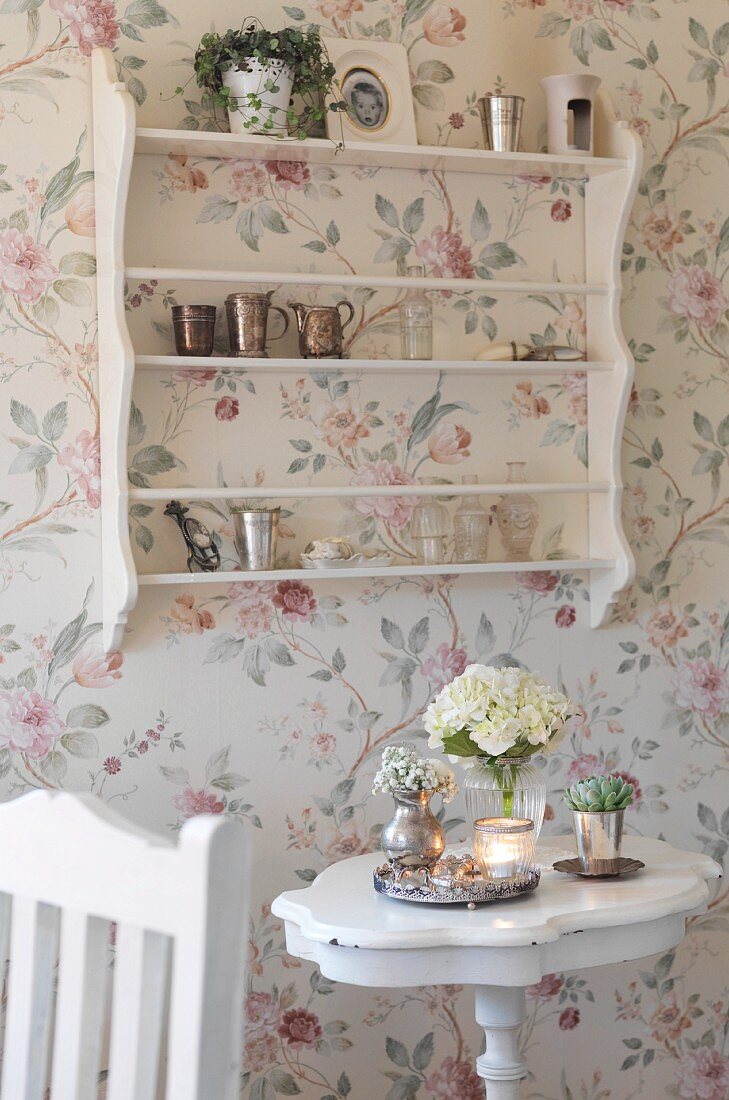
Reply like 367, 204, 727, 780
454, 475, 489, 563
399, 265, 433, 361
410, 478, 449, 564
496, 461, 539, 562
464, 757, 547, 838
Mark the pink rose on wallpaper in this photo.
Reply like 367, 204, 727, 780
65, 188, 95, 236
174, 368, 217, 388
317, 397, 370, 449
265, 160, 310, 191
675, 1048, 729, 1100
49, 0, 120, 55
604, 0, 634, 9
516, 571, 559, 594
72, 645, 123, 688
649, 995, 691, 1044
555, 605, 575, 628
515, 174, 552, 188
313, 0, 363, 17
667, 265, 727, 329
428, 422, 471, 464
326, 827, 370, 860
172, 786, 224, 818
351, 460, 417, 529
0, 228, 57, 303
640, 205, 683, 255
527, 973, 562, 999
245, 991, 281, 1040
421, 642, 468, 688
273, 580, 317, 623
0, 688, 65, 759
426, 1057, 482, 1100
236, 596, 274, 640
551, 199, 572, 222
559, 1007, 580, 1030
278, 1008, 322, 1049
643, 601, 689, 649
416, 226, 474, 280
423, 4, 467, 46
672, 658, 729, 719
215, 396, 239, 421
57, 430, 101, 509
566, 754, 601, 784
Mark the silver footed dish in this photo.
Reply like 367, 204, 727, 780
552, 856, 645, 878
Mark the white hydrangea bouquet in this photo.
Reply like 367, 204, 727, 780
424, 664, 572, 762
372, 745, 458, 803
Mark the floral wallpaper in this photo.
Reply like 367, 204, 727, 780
1, 2, 728, 1099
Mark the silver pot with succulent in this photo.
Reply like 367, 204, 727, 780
183, 19, 346, 138
564, 774, 634, 875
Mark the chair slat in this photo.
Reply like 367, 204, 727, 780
107, 923, 171, 1100
1, 897, 60, 1100
49, 911, 110, 1100
0, 892, 13, 1068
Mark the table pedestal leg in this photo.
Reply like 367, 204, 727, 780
474, 985, 527, 1100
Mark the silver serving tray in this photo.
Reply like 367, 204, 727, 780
373, 864, 540, 905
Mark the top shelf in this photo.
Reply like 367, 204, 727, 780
134, 127, 629, 180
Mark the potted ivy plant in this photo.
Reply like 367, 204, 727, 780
191, 20, 345, 138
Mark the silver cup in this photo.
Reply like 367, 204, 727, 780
478, 94, 524, 153
233, 507, 280, 571
572, 809, 624, 875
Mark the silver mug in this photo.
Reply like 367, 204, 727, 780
171, 305, 217, 356
225, 292, 289, 358
233, 507, 280, 571
478, 94, 524, 153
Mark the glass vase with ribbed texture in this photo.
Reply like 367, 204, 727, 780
463, 757, 546, 838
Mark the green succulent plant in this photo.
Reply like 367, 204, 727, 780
564, 774, 633, 813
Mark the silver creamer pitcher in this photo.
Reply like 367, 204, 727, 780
290, 301, 355, 358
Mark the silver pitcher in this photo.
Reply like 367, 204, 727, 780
381, 790, 446, 868
478, 94, 524, 153
225, 292, 289, 358
290, 301, 355, 358
232, 507, 280, 571
572, 809, 624, 875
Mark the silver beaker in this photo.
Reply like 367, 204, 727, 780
478, 94, 524, 153
233, 507, 280, 571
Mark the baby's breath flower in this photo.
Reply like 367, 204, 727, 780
372, 744, 458, 803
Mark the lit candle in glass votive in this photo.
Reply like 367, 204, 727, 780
473, 818, 535, 881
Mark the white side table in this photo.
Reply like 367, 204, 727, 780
272, 837, 720, 1099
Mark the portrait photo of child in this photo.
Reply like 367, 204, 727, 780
341, 68, 389, 132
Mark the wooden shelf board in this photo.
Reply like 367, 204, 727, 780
134, 127, 628, 179
137, 558, 614, 586
134, 355, 613, 375
128, 482, 608, 502
126, 267, 607, 297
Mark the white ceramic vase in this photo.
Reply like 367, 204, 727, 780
222, 59, 294, 136
540, 74, 601, 157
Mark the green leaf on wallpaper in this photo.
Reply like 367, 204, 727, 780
476, 613, 495, 657
402, 198, 424, 235
66, 704, 110, 729
237, 207, 263, 251
9, 209, 28, 230
131, 445, 176, 475
59, 251, 96, 276
375, 193, 399, 229
416, 60, 454, 84
0, 77, 58, 109
326, 219, 340, 246
692, 450, 724, 475
9, 444, 53, 474
53, 278, 91, 307
268, 1067, 301, 1094
42, 401, 68, 442
589, 23, 614, 51
479, 242, 518, 270
303, 240, 326, 252
716, 413, 729, 446
713, 23, 729, 56
33, 294, 60, 328
40, 132, 93, 223
570, 24, 592, 66
689, 17, 710, 50
408, 617, 429, 656
10, 398, 38, 436
374, 238, 411, 263
259, 204, 289, 234
412, 1032, 434, 1071
536, 13, 571, 38
401, 0, 435, 29
627, 57, 647, 71
134, 524, 153, 553
198, 195, 237, 224
61, 730, 99, 758
127, 76, 146, 107
471, 199, 491, 242
128, 402, 146, 446
124, 0, 170, 28
693, 411, 714, 442
412, 83, 444, 110
282, 6, 306, 20
646, 40, 659, 64
381, 617, 405, 649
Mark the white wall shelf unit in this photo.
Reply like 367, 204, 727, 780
92, 48, 641, 650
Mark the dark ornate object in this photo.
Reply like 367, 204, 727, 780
164, 500, 220, 573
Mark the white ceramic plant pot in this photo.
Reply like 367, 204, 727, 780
222, 59, 294, 136
540, 74, 601, 157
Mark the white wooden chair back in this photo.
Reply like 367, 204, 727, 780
0, 790, 248, 1100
